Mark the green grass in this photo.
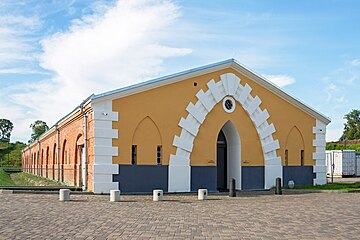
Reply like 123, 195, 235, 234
10, 172, 65, 186
293, 182, 360, 190
0, 168, 65, 186
0, 168, 15, 185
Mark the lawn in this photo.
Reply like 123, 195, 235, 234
0, 168, 15, 186
294, 182, 360, 190
0, 168, 65, 186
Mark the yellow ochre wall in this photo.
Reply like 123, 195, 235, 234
112, 68, 316, 167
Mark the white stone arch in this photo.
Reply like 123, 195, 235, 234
168, 72, 282, 192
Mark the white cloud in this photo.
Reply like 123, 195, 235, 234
262, 74, 296, 87
0, 15, 41, 69
0, 0, 192, 142
350, 59, 360, 66
326, 128, 343, 142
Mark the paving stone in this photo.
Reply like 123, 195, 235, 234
0, 193, 359, 239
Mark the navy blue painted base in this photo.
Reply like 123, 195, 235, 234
191, 166, 217, 191
241, 166, 264, 190
112, 164, 315, 193
283, 166, 315, 186
112, 165, 168, 193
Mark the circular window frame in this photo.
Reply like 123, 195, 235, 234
222, 96, 236, 113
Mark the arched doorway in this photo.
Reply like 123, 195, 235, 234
217, 130, 227, 190
75, 134, 84, 187
216, 121, 241, 190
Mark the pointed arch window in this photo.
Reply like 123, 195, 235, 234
157, 145, 162, 165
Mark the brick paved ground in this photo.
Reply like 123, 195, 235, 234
0, 192, 359, 239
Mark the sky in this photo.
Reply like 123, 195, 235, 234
0, 0, 359, 143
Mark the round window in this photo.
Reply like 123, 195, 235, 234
222, 97, 236, 113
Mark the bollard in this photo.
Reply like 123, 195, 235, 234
59, 189, 70, 201
229, 178, 236, 197
153, 189, 163, 201
288, 180, 295, 189
198, 189, 208, 200
275, 177, 282, 195
110, 190, 120, 202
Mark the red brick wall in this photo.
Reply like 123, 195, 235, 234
22, 108, 93, 189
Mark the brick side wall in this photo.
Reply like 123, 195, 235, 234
22, 108, 93, 189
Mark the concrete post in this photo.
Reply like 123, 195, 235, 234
110, 190, 120, 202
198, 189, 208, 200
59, 189, 70, 201
153, 190, 163, 201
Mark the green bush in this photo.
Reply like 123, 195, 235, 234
326, 143, 360, 153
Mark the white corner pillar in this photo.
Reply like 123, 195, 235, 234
313, 120, 327, 185
92, 99, 119, 194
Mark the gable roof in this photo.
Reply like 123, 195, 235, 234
92, 58, 331, 124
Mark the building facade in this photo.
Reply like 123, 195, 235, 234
22, 59, 330, 193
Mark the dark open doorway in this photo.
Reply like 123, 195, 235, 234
217, 130, 227, 190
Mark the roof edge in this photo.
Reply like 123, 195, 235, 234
91, 58, 330, 125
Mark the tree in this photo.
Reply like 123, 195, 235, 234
29, 120, 49, 144
340, 109, 360, 141
0, 119, 14, 142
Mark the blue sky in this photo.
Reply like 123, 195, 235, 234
0, 0, 359, 143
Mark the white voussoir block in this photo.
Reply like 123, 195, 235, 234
93, 164, 118, 174
153, 190, 163, 201
216, 80, 226, 97
175, 148, 190, 159
207, 79, 223, 103
246, 96, 261, 115
196, 90, 213, 112
221, 77, 230, 95
110, 190, 120, 202
180, 128, 195, 142
179, 118, 198, 136
186, 103, 206, 124
173, 136, 193, 152
236, 83, 252, 105
265, 157, 282, 165
258, 123, 276, 139
221, 73, 240, 96
93, 182, 119, 194
198, 189, 208, 200
254, 110, 270, 128
262, 140, 280, 154
59, 189, 70, 201
168, 165, 190, 192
